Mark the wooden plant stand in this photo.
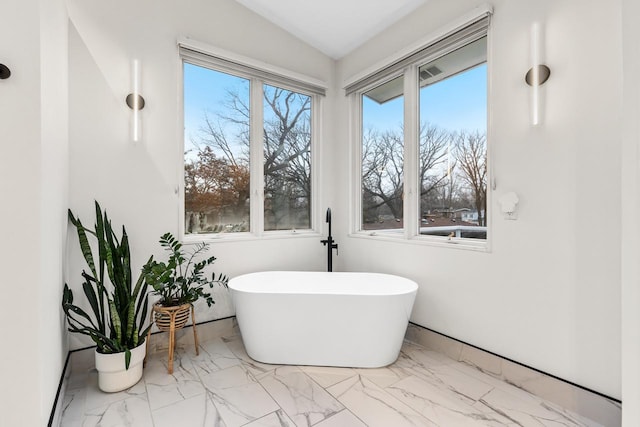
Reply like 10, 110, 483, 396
146, 303, 199, 374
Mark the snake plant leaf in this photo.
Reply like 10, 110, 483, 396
107, 224, 127, 311
93, 279, 107, 332
137, 284, 150, 341
80, 278, 104, 331
69, 210, 98, 279
62, 283, 74, 304
140, 324, 152, 342
124, 349, 131, 370
108, 299, 122, 343
94, 201, 106, 284
126, 294, 136, 344
71, 325, 119, 352
63, 300, 99, 331
66, 320, 122, 354
129, 271, 147, 342
80, 259, 107, 336
122, 228, 132, 293
65, 316, 95, 334
65, 313, 98, 334
136, 280, 149, 324
99, 209, 116, 288
68, 209, 97, 237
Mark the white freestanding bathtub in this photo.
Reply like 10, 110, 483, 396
229, 271, 418, 368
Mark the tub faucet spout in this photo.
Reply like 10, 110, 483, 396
321, 208, 338, 272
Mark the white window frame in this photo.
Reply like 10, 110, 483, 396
178, 40, 325, 242
347, 9, 492, 251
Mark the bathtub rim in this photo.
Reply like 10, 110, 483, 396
228, 270, 418, 296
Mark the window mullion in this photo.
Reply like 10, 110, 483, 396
311, 95, 322, 233
250, 78, 264, 236
403, 66, 419, 239
352, 94, 363, 232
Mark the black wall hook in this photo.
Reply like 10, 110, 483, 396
0, 64, 11, 80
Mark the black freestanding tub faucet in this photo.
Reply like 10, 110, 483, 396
321, 208, 338, 272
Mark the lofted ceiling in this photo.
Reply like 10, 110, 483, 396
233, 0, 428, 59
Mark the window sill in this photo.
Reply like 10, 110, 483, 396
348, 231, 489, 252
182, 229, 322, 244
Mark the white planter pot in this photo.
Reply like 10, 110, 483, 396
94, 343, 146, 393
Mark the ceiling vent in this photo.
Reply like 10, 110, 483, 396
419, 66, 442, 81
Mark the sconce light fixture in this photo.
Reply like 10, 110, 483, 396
525, 22, 550, 126
126, 59, 145, 141
0, 63, 11, 80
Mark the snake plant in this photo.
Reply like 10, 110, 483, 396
62, 201, 152, 369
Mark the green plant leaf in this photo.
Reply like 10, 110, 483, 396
63, 299, 100, 331
94, 201, 106, 284
121, 226, 132, 294
81, 278, 104, 333
126, 273, 145, 343
69, 210, 98, 279
100, 210, 116, 287
138, 294, 149, 337
108, 299, 122, 343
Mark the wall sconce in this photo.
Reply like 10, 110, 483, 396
525, 22, 550, 126
0, 63, 11, 80
125, 59, 145, 141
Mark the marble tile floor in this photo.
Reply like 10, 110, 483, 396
60, 334, 604, 427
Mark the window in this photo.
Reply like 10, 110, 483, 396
418, 38, 488, 240
181, 46, 323, 237
350, 15, 489, 245
263, 84, 312, 231
184, 65, 250, 234
362, 75, 405, 232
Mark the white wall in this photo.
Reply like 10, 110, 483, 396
335, 0, 622, 399
621, 0, 640, 423
40, 0, 70, 424
65, 0, 629, 404
66, 0, 336, 349
0, 0, 68, 425
0, 0, 630, 421
0, 2, 42, 424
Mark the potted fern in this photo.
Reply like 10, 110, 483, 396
143, 232, 228, 373
62, 201, 152, 392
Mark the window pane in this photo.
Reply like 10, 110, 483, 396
361, 75, 404, 231
184, 63, 250, 234
263, 84, 311, 231
418, 37, 487, 239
